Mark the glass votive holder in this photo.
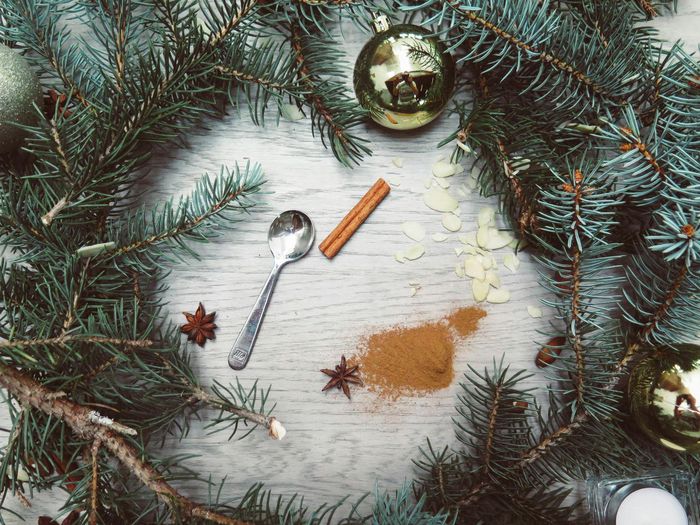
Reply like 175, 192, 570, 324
587, 469, 699, 525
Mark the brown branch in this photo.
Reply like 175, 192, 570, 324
0, 335, 153, 351
619, 263, 688, 369
0, 362, 250, 525
619, 135, 667, 180
290, 24, 350, 148
89, 438, 101, 525
447, 1, 611, 100
497, 140, 537, 236
481, 385, 501, 474
208, 0, 258, 49
213, 65, 292, 92
109, 186, 249, 258
636, 0, 657, 18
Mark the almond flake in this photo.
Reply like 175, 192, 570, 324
432, 232, 448, 242
463, 245, 478, 255
478, 207, 496, 227
424, 187, 458, 212
454, 246, 463, 256
435, 177, 450, 189
424, 178, 432, 189
459, 232, 477, 245
485, 270, 500, 288
442, 213, 462, 232
402, 221, 426, 242
432, 161, 457, 178
404, 244, 425, 260
487, 288, 510, 304
409, 287, 417, 297
486, 229, 512, 250
454, 164, 465, 174
476, 227, 489, 248
455, 263, 464, 278
527, 305, 543, 318
392, 157, 404, 168
466, 177, 478, 190
472, 279, 490, 302
464, 257, 485, 280
481, 255, 493, 270
456, 141, 472, 154
395, 252, 405, 263
387, 177, 401, 187
503, 253, 520, 273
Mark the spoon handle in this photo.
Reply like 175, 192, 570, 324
228, 264, 281, 370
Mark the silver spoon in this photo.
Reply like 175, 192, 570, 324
228, 210, 315, 370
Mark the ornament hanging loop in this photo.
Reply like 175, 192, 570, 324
371, 13, 391, 33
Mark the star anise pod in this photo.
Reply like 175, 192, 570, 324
320, 355, 363, 400
181, 303, 217, 347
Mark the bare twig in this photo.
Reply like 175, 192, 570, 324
0, 362, 250, 525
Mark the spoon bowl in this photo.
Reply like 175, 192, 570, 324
269, 210, 315, 264
228, 210, 315, 370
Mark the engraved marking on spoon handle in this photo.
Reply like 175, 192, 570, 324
228, 264, 281, 370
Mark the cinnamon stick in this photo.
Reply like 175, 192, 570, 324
319, 178, 390, 259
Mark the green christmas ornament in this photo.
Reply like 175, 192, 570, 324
353, 15, 455, 131
628, 344, 700, 453
0, 43, 43, 154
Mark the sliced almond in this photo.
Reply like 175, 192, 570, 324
464, 257, 485, 280
463, 244, 478, 255
466, 177, 478, 190
503, 253, 520, 273
394, 252, 405, 263
402, 221, 426, 242
432, 232, 448, 242
455, 263, 464, 278
456, 141, 472, 154
392, 157, 404, 168
472, 279, 490, 303
432, 161, 457, 178
487, 288, 510, 304
435, 177, 450, 189
485, 269, 501, 288
409, 287, 417, 297
459, 232, 477, 246
424, 178, 432, 189
481, 255, 493, 270
478, 207, 496, 227
404, 244, 425, 260
442, 214, 462, 232
476, 227, 490, 248
527, 305, 543, 318
454, 163, 465, 174
387, 177, 400, 187
454, 246, 463, 257
424, 187, 458, 212
486, 229, 513, 250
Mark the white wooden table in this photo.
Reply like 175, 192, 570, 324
3, 3, 699, 521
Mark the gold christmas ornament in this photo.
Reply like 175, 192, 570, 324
0, 44, 43, 154
628, 344, 700, 453
353, 15, 455, 131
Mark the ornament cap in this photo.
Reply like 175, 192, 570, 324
371, 14, 391, 34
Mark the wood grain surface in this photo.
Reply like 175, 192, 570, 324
2, 3, 699, 521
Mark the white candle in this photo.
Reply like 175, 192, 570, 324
615, 487, 688, 525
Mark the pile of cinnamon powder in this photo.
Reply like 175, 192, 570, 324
352, 307, 486, 399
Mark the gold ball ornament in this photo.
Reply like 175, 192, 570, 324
0, 43, 43, 154
628, 344, 700, 452
353, 15, 455, 131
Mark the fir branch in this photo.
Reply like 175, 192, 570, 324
289, 23, 370, 166
0, 361, 251, 525
88, 437, 101, 525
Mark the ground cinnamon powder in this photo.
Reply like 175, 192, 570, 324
353, 306, 486, 399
